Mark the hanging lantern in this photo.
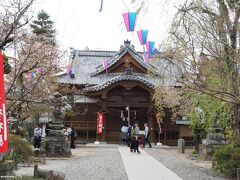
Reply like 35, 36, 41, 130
137, 30, 148, 45
122, 12, 137, 32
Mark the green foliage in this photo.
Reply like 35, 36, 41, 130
186, 93, 231, 136
153, 85, 181, 120
212, 145, 240, 177
30, 10, 56, 43
152, 87, 166, 117
192, 149, 197, 154
15, 176, 43, 180
8, 134, 33, 163
3, 53, 11, 74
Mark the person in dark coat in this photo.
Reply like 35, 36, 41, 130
130, 123, 140, 154
70, 127, 76, 148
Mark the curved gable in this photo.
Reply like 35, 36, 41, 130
85, 74, 154, 92
91, 45, 157, 76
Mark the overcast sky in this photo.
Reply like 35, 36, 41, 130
34, 0, 182, 52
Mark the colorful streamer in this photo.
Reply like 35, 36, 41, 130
146, 41, 155, 53
37, 67, 44, 75
137, 30, 148, 45
32, 71, 36, 79
122, 12, 137, 32
143, 49, 150, 63
150, 48, 159, 57
28, 72, 32, 81
102, 60, 108, 74
66, 65, 72, 75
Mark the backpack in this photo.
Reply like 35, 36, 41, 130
131, 128, 136, 137
34, 128, 41, 138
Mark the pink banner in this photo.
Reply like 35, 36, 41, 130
122, 13, 130, 32
97, 112, 104, 134
137, 30, 143, 45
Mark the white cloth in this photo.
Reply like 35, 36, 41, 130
121, 126, 129, 133
144, 126, 149, 138
34, 127, 42, 137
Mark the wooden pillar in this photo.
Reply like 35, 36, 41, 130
164, 125, 167, 144
103, 112, 107, 142
149, 114, 154, 143
87, 129, 89, 143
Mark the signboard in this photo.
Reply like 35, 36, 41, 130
39, 116, 49, 124
0, 52, 8, 153
97, 112, 103, 134
39, 113, 49, 123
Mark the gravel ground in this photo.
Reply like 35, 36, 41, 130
16, 145, 231, 180
16, 147, 128, 180
145, 147, 230, 180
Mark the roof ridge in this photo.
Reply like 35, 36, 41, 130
85, 74, 154, 92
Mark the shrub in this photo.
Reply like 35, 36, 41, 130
212, 145, 240, 177
8, 134, 34, 163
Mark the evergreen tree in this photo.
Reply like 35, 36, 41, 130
30, 10, 56, 44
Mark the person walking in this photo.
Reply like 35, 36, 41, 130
33, 124, 42, 150
127, 124, 132, 147
70, 127, 76, 148
143, 123, 152, 148
121, 123, 129, 145
130, 122, 140, 154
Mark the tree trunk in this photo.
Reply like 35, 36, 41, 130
233, 104, 240, 138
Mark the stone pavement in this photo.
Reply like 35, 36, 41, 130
15, 144, 228, 180
119, 146, 183, 180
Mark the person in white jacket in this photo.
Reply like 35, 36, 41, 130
33, 124, 42, 150
143, 123, 152, 148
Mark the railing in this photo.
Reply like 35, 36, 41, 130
106, 130, 121, 143
63, 120, 96, 130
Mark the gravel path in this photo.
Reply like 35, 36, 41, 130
66, 147, 128, 180
16, 145, 231, 180
145, 148, 229, 180
16, 147, 128, 180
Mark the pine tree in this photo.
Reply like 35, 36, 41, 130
30, 10, 56, 44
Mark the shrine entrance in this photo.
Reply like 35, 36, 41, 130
106, 107, 148, 143
99, 85, 153, 143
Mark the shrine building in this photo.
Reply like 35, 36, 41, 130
56, 40, 193, 145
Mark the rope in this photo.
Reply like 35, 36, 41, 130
121, 0, 130, 11
107, 107, 147, 112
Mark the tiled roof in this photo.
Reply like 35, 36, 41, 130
85, 74, 155, 92
56, 43, 182, 88
91, 45, 157, 76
